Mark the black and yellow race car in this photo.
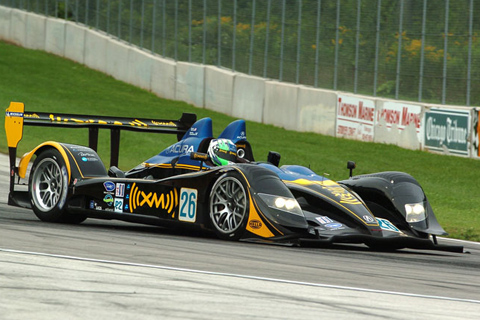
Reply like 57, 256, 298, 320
5, 102, 463, 252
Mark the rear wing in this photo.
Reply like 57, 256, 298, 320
5, 101, 197, 174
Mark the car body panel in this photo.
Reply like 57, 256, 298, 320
4, 102, 463, 252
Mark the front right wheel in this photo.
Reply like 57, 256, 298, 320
209, 172, 249, 240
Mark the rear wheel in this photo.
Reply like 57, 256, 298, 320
209, 172, 249, 240
29, 149, 86, 224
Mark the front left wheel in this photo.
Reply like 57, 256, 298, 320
209, 172, 249, 240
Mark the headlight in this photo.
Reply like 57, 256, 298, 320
258, 193, 304, 216
405, 202, 426, 223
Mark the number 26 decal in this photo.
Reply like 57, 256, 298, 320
179, 188, 197, 222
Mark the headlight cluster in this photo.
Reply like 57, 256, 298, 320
258, 193, 304, 216
404, 202, 426, 223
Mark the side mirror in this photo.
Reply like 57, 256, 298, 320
267, 151, 281, 167
190, 152, 209, 170
347, 161, 356, 178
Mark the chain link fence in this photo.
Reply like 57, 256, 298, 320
2, 0, 479, 106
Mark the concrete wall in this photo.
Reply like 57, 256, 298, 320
151, 56, 176, 101
264, 81, 299, 131
84, 30, 108, 72
105, 39, 130, 82
0, 7, 11, 41
127, 47, 153, 91
297, 87, 337, 136
45, 18, 65, 56
232, 74, 265, 123
204, 66, 235, 115
64, 22, 85, 64
10, 9, 26, 46
175, 62, 205, 108
25, 12, 46, 51
1, 6, 478, 160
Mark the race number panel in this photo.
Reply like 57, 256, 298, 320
179, 188, 197, 222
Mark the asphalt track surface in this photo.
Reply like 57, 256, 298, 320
1, 153, 479, 319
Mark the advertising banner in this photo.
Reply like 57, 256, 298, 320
336, 95, 375, 141
376, 101, 423, 143
473, 108, 480, 158
424, 108, 470, 156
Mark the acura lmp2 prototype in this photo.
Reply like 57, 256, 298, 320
5, 102, 463, 252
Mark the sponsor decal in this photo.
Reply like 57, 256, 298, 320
325, 223, 344, 230
166, 143, 195, 155
89, 200, 95, 209
377, 218, 401, 233
237, 131, 247, 140
103, 181, 116, 192
103, 194, 114, 206
363, 215, 375, 223
179, 188, 198, 222
151, 120, 177, 127
323, 185, 361, 205
249, 219, 263, 229
424, 108, 470, 156
129, 183, 178, 215
116, 183, 125, 197
336, 95, 375, 142
78, 152, 96, 157
286, 179, 362, 205
377, 103, 421, 130
316, 216, 334, 224
189, 127, 198, 136
114, 198, 123, 213
24, 112, 39, 118
5, 111, 24, 117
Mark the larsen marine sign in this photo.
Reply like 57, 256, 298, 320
424, 108, 470, 156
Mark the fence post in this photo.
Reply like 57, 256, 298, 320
418, 0, 427, 102
442, 0, 449, 104
202, 0, 206, 64
373, 0, 381, 96
248, 0, 256, 75
354, 0, 361, 93
233, 0, 237, 71
466, 0, 473, 106
333, 0, 340, 90
152, 0, 157, 53
314, 0, 321, 88
279, 0, 285, 81
295, 0, 302, 84
217, 0, 221, 66
188, 0, 191, 62
263, 0, 271, 78
395, 0, 404, 100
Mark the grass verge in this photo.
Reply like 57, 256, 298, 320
1, 40, 479, 241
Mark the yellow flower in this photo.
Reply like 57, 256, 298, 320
221, 16, 232, 24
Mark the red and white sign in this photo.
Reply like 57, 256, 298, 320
336, 95, 375, 141
376, 101, 423, 142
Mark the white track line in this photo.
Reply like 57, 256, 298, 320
1, 247, 479, 305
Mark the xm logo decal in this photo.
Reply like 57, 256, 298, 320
129, 183, 178, 216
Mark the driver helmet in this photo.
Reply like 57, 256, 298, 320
207, 139, 237, 166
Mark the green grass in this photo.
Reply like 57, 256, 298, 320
1, 40, 479, 242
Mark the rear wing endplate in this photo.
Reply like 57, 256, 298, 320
5, 101, 197, 174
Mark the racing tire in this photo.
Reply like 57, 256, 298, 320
29, 149, 86, 224
209, 172, 250, 241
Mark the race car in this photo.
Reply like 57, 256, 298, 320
4, 102, 463, 252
